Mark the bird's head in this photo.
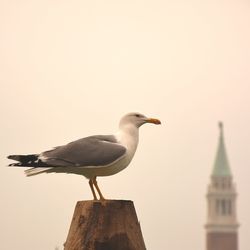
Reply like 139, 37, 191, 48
119, 112, 161, 128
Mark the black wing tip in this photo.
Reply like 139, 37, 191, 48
7, 155, 19, 160
7, 155, 19, 167
8, 163, 22, 167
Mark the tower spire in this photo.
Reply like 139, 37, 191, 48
219, 121, 223, 134
205, 122, 239, 250
212, 122, 231, 177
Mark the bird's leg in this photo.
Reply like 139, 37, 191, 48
89, 179, 98, 200
93, 177, 105, 200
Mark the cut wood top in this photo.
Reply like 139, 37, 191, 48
64, 200, 146, 250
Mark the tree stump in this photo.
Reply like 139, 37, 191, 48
64, 200, 146, 250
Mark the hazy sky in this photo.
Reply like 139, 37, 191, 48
1, 0, 250, 249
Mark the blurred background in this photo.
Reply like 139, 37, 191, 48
0, 0, 249, 249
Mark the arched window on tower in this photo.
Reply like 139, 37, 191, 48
227, 200, 232, 215
222, 179, 225, 189
216, 199, 220, 215
216, 199, 232, 216
221, 199, 227, 215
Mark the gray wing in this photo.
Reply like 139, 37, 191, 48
40, 135, 126, 167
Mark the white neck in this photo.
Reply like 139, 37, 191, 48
116, 124, 139, 154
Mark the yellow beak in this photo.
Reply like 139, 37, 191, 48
146, 118, 161, 125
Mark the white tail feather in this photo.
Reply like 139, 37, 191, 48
25, 167, 52, 177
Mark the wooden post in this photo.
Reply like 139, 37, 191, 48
64, 200, 146, 250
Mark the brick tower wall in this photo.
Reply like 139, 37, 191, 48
206, 232, 238, 250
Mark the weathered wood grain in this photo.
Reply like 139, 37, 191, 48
64, 200, 146, 250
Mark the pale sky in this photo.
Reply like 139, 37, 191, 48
0, 0, 250, 249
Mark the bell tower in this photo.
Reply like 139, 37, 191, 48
205, 122, 239, 250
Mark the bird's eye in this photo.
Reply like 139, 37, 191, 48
135, 114, 141, 118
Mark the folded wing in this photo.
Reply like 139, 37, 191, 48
41, 135, 126, 167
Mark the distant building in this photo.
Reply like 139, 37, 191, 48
205, 122, 239, 250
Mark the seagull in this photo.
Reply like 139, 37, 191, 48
7, 112, 161, 200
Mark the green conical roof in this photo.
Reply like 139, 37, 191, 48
212, 122, 232, 177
